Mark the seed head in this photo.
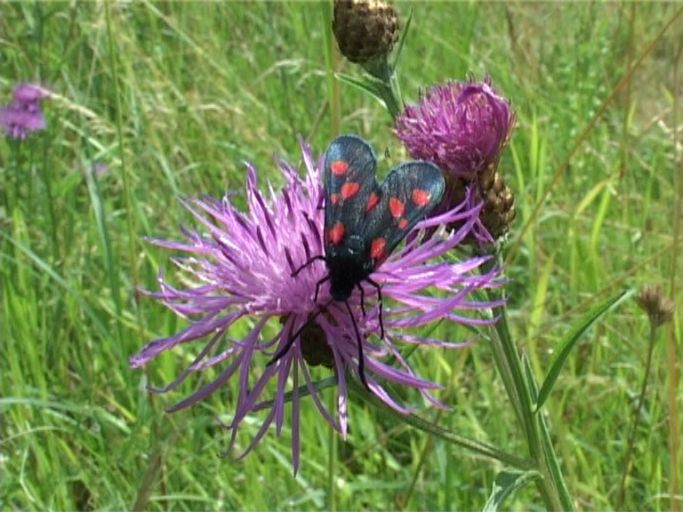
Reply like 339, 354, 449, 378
636, 285, 675, 328
477, 164, 516, 238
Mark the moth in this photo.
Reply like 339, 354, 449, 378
269, 135, 445, 387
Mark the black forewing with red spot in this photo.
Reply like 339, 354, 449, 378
361, 161, 445, 266
323, 135, 378, 248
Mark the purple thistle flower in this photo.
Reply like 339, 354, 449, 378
0, 82, 50, 140
0, 106, 47, 140
394, 77, 514, 181
130, 140, 501, 473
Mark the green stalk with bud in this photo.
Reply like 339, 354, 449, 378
332, 0, 405, 118
329, 1, 643, 509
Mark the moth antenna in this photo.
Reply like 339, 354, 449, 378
344, 299, 370, 390
291, 255, 325, 277
314, 274, 331, 303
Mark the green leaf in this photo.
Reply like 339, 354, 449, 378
335, 72, 386, 103
482, 469, 541, 512
535, 289, 633, 411
335, 70, 403, 118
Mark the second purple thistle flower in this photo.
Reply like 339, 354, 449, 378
131, 140, 501, 471
395, 78, 515, 181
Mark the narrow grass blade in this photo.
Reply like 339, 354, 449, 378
84, 162, 123, 345
527, 253, 554, 377
1, 232, 109, 338
535, 289, 633, 411
390, 8, 413, 71
131, 448, 163, 512
482, 469, 541, 512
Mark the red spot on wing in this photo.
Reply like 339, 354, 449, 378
398, 218, 408, 229
389, 197, 405, 218
365, 192, 380, 212
331, 160, 349, 176
411, 189, 431, 207
370, 237, 387, 260
341, 182, 360, 199
327, 222, 345, 245
330, 193, 340, 205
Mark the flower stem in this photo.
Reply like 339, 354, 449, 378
349, 379, 531, 470
483, 255, 574, 510
363, 58, 402, 120
327, 393, 338, 512
616, 322, 658, 508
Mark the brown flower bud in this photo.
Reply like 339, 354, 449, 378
438, 164, 515, 244
636, 285, 675, 328
333, 0, 399, 64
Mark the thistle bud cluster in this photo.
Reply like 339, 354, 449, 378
477, 163, 516, 239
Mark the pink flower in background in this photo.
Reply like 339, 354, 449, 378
91, 162, 109, 176
0, 108, 46, 140
11, 83, 51, 110
0, 82, 50, 140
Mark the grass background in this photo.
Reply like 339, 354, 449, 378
1, 2, 681, 510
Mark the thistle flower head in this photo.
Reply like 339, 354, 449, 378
395, 78, 514, 181
333, 0, 399, 65
130, 140, 501, 472
0, 108, 46, 140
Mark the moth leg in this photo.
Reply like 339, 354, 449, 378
267, 299, 333, 365
314, 274, 331, 303
365, 278, 384, 340
268, 318, 311, 365
356, 282, 366, 317
344, 299, 370, 390
291, 255, 325, 277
